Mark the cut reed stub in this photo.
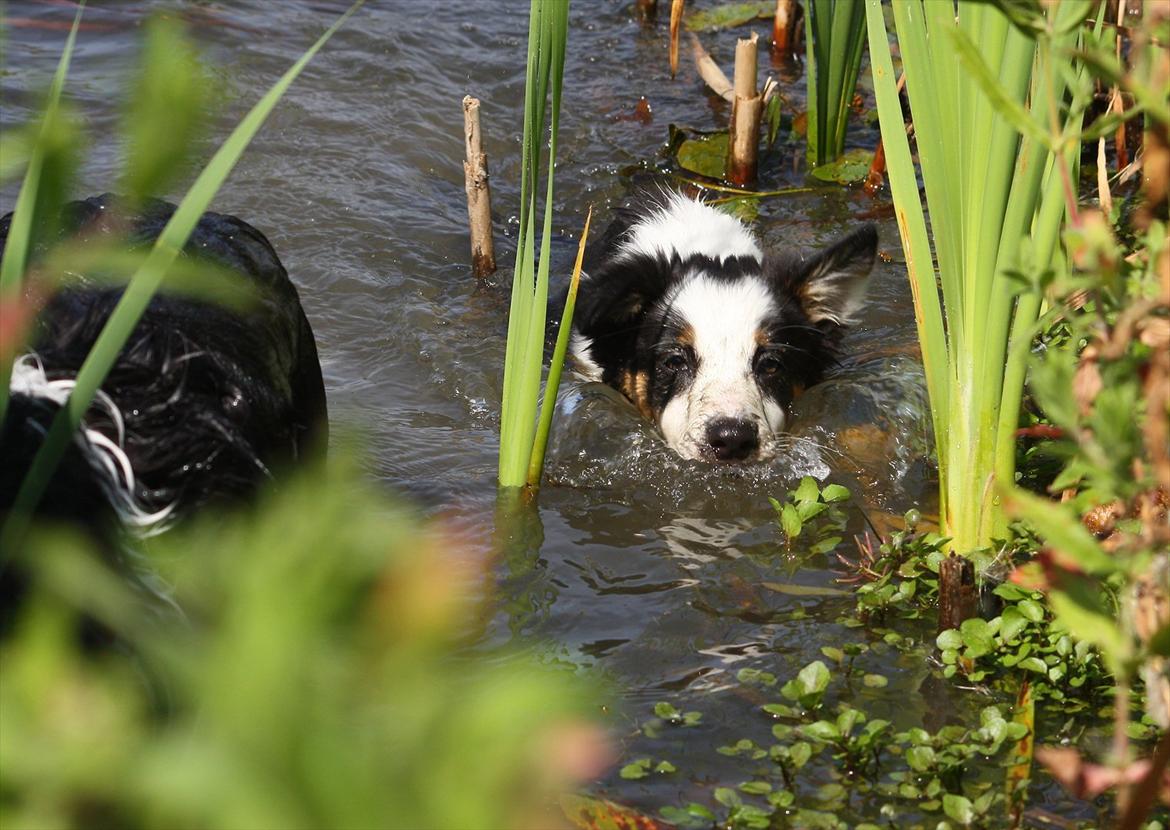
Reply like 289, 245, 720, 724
772, 0, 801, 53
462, 95, 496, 279
937, 553, 977, 633
726, 32, 762, 187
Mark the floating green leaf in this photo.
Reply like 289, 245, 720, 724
809, 148, 873, 183
677, 132, 729, 179
685, 0, 773, 32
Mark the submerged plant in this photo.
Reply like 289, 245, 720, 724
864, 0, 1097, 567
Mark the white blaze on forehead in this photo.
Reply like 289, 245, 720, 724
620, 192, 762, 264
658, 274, 788, 459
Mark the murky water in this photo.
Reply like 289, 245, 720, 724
3, 2, 1086, 824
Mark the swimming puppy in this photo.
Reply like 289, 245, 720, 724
570, 190, 877, 463
1, 193, 328, 545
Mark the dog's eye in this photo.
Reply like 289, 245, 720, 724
755, 353, 783, 376
660, 350, 689, 372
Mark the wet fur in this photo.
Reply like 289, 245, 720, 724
1, 194, 327, 630
571, 189, 877, 462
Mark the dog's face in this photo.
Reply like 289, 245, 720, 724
571, 191, 877, 463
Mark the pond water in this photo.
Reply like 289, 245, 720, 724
3, 1, 1087, 825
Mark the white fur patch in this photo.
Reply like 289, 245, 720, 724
570, 331, 603, 381
659, 274, 786, 460
801, 266, 868, 325
10, 354, 176, 536
619, 191, 762, 264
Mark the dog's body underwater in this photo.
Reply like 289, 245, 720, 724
1, 194, 327, 562
570, 189, 877, 463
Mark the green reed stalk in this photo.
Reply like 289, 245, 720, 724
0, 1, 85, 428
865, 0, 1095, 566
498, 0, 576, 491
805, 0, 866, 167
0, 1, 364, 555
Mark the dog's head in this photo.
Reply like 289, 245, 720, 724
571, 191, 877, 463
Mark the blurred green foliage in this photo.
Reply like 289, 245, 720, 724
118, 17, 211, 205
1, 458, 605, 829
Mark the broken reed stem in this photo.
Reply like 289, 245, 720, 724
772, 0, 800, 52
726, 32, 763, 186
669, 0, 684, 77
937, 553, 977, 633
462, 95, 496, 278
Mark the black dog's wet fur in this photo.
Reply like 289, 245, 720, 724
0, 194, 327, 632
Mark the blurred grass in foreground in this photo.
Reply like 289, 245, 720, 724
0, 456, 609, 829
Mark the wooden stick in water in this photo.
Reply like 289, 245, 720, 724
462, 95, 496, 278
726, 33, 763, 186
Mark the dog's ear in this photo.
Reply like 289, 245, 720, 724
788, 224, 878, 326
576, 252, 674, 333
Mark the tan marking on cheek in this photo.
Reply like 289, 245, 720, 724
791, 384, 805, 399
617, 368, 655, 419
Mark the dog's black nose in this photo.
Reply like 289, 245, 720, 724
705, 418, 760, 462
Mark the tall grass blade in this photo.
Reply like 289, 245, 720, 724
528, 207, 591, 488
805, 0, 866, 166
0, 2, 84, 296
0, 1, 85, 428
0, 1, 365, 555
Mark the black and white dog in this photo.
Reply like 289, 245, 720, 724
0, 194, 327, 557
571, 189, 877, 463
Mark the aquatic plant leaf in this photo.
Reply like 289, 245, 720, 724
789, 742, 812, 768
676, 132, 729, 179
719, 196, 759, 224
936, 629, 963, 650
821, 484, 851, 503
653, 701, 680, 720
685, 1, 773, 32
942, 793, 976, 825
796, 501, 830, 521
959, 618, 995, 658
659, 804, 716, 826
796, 660, 830, 696
809, 148, 873, 183
713, 787, 741, 807
794, 476, 821, 504
619, 761, 649, 779
780, 503, 803, 539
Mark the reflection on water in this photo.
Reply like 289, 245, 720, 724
2, 1, 964, 822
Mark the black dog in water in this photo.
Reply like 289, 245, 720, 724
0, 194, 327, 627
